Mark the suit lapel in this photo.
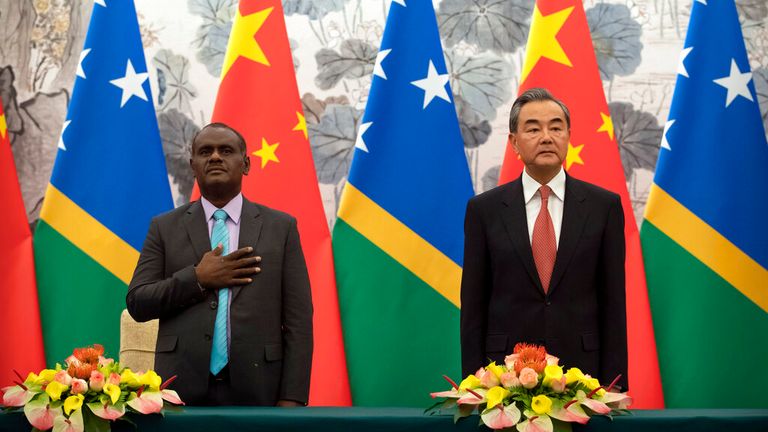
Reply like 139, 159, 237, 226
500, 178, 544, 294
184, 201, 211, 262
232, 199, 263, 301
548, 175, 588, 295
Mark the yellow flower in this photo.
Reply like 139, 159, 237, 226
45, 380, 68, 401
543, 364, 563, 386
139, 370, 162, 390
582, 377, 606, 396
485, 386, 510, 409
565, 367, 584, 385
63, 394, 84, 415
485, 362, 504, 379
532, 395, 553, 415
103, 383, 121, 404
24, 372, 40, 385
459, 375, 481, 391
39, 369, 57, 383
583, 377, 600, 390
120, 369, 141, 388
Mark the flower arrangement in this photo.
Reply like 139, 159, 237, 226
1, 344, 184, 432
427, 343, 631, 432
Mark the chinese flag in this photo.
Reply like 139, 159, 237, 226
0, 96, 46, 388
500, 0, 664, 408
200, 0, 351, 405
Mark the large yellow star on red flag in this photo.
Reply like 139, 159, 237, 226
253, 137, 280, 168
0, 114, 6, 140
565, 142, 584, 170
221, 7, 273, 79
597, 112, 615, 140
292, 112, 307, 140
520, 5, 574, 84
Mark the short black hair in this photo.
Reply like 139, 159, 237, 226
190, 122, 247, 154
508, 88, 571, 133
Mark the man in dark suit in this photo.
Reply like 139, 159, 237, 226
127, 123, 313, 406
460, 88, 628, 390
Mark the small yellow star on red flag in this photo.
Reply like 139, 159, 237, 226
292, 112, 307, 140
0, 114, 6, 140
221, 7, 273, 79
253, 137, 280, 169
565, 142, 584, 170
520, 5, 574, 84
597, 112, 615, 140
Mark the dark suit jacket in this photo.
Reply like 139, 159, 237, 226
126, 199, 313, 405
460, 174, 628, 390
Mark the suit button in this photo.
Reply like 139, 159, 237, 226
205, 334, 211, 341
210, 300, 218, 309
545, 301, 551, 306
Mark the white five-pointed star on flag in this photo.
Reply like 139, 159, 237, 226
391, 0, 406, 6
94, 0, 106, 6
355, 122, 372, 152
411, 60, 451, 109
76, 48, 91, 79
677, 47, 692, 78
661, 119, 674, 151
713, 59, 754, 107
58, 120, 71, 151
110, 59, 150, 108
695, 0, 706, 4
373, 49, 391, 80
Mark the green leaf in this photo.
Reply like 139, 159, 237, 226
424, 400, 445, 415
82, 406, 111, 432
453, 403, 475, 423
552, 419, 573, 432
2, 406, 24, 413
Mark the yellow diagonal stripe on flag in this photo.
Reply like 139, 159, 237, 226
39, 184, 139, 285
645, 183, 768, 313
337, 183, 462, 307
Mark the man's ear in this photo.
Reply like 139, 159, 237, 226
508, 133, 519, 154
189, 158, 197, 180
243, 155, 251, 175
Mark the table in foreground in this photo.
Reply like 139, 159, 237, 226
2, 407, 767, 432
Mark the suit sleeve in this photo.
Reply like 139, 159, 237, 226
126, 218, 207, 322
278, 217, 313, 404
460, 198, 491, 377
597, 195, 628, 390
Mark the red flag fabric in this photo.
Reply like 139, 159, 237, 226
499, 0, 664, 408
0, 96, 46, 388
193, 0, 351, 405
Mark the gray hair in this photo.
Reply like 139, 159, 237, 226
508, 88, 571, 133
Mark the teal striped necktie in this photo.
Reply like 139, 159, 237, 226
209, 209, 229, 375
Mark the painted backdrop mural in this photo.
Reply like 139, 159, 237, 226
3, 0, 768, 228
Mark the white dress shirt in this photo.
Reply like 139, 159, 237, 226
522, 168, 566, 247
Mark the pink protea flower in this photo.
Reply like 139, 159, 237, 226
512, 343, 547, 374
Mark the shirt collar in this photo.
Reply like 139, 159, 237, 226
522, 167, 566, 204
201, 193, 243, 225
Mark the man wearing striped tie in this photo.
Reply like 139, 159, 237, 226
460, 89, 628, 391
127, 123, 313, 406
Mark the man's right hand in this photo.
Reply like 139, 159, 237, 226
195, 245, 261, 290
